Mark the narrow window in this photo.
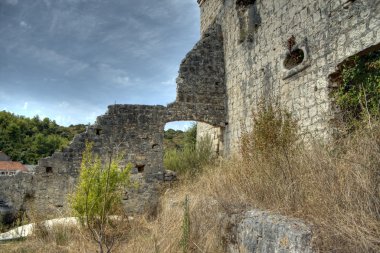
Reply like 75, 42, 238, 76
46, 167, 53, 173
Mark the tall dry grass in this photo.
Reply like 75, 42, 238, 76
134, 104, 380, 253
2, 105, 379, 252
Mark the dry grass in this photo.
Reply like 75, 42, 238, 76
2, 106, 379, 252
0, 217, 151, 253
140, 105, 380, 252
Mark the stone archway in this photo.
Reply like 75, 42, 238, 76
6, 21, 227, 216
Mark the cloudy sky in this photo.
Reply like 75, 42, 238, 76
0, 0, 200, 130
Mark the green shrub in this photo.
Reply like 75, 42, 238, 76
164, 135, 214, 178
70, 142, 132, 253
334, 50, 380, 127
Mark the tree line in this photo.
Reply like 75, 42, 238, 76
0, 111, 86, 164
0, 110, 196, 165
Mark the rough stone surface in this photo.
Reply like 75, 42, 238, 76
226, 210, 314, 253
0, 173, 33, 223
197, 0, 380, 155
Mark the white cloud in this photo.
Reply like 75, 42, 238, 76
165, 121, 195, 131
113, 76, 130, 87
23, 102, 28, 110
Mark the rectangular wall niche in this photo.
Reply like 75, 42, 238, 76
236, 0, 261, 43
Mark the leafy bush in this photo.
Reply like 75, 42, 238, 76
164, 135, 213, 178
70, 142, 132, 253
334, 50, 380, 127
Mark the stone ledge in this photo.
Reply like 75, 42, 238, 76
226, 210, 314, 253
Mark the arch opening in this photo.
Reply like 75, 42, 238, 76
163, 121, 224, 176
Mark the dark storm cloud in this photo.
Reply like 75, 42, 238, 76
0, 0, 199, 126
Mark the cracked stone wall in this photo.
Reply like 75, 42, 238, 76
0, 22, 226, 217
197, 0, 380, 155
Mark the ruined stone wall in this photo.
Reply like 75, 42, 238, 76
198, 0, 380, 155
30, 105, 169, 216
173, 22, 225, 121
199, 0, 224, 35
1, 21, 228, 217
2, 0, 379, 221
0, 173, 33, 223
197, 123, 223, 155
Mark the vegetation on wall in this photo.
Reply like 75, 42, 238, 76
334, 50, 380, 127
0, 111, 86, 164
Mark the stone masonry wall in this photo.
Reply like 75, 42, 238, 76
0, 173, 33, 223
197, 123, 224, 156
198, 0, 224, 35
172, 21, 225, 123
0, 22, 227, 217
197, 0, 380, 155
31, 104, 168, 216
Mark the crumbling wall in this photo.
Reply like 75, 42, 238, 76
198, 0, 224, 35
197, 0, 380, 154
0, 173, 33, 224
170, 22, 225, 123
20, 21, 227, 216
30, 105, 168, 216
5, 0, 378, 222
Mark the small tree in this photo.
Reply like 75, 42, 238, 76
70, 142, 132, 253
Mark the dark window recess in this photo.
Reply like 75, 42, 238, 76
95, 129, 102, 135
283, 49, 305, 70
236, 0, 256, 6
46, 167, 53, 173
136, 164, 145, 173
152, 144, 159, 149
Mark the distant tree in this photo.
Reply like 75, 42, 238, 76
184, 123, 197, 149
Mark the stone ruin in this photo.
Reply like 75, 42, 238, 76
1, 1, 379, 246
0, 22, 226, 217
